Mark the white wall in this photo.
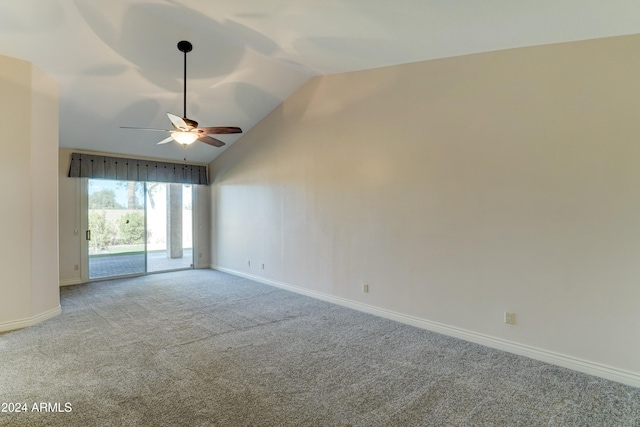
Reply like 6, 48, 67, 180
0, 54, 60, 331
210, 34, 640, 386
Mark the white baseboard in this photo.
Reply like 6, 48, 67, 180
59, 278, 83, 287
0, 306, 61, 333
212, 266, 640, 389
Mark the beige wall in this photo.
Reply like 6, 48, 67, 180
30, 65, 60, 315
210, 34, 640, 383
58, 149, 211, 285
194, 182, 211, 269
0, 54, 59, 330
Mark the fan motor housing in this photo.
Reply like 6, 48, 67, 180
183, 117, 198, 128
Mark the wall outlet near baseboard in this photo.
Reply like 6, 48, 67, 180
504, 312, 517, 325
247, 260, 251, 267
261, 263, 264, 270
363, 284, 369, 293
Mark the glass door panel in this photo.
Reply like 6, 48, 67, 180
88, 179, 146, 279
146, 183, 193, 272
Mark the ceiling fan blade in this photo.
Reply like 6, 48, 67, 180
157, 135, 175, 145
167, 112, 190, 130
121, 126, 172, 132
196, 126, 243, 135
198, 135, 226, 147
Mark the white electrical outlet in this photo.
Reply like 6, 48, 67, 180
261, 263, 265, 269
74, 264, 79, 271
363, 284, 369, 293
247, 260, 251, 267
504, 312, 517, 325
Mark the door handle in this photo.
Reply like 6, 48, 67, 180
86, 230, 91, 241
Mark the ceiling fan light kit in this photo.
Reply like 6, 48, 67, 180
172, 131, 199, 145
121, 41, 242, 148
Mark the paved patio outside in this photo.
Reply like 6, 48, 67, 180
89, 248, 193, 279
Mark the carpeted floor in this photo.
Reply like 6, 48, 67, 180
1, 270, 639, 426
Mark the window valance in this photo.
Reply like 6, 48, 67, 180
67, 152, 208, 185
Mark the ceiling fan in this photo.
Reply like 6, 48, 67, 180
121, 40, 242, 148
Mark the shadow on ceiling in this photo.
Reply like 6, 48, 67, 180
60, 97, 162, 148
293, 36, 409, 73
73, 1, 246, 92
0, 0, 65, 32
72, 1, 306, 91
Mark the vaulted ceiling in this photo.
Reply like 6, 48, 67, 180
2, 1, 640, 164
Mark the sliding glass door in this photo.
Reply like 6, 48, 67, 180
146, 183, 193, 272
87, 179, 193, 280
87, 180, 145, 279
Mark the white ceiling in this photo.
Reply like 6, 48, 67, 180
2, 1, 640, 164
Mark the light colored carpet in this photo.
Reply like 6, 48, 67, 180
0, 269, 638, 426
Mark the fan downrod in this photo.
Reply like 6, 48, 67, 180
177, 41, 192, 119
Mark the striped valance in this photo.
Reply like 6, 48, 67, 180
67, 152, 208, 185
